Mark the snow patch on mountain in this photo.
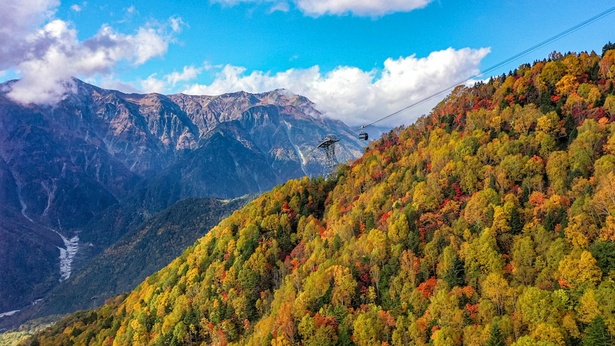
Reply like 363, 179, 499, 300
0, 310, 19, 319
17, 184, 34, 223
50, 229, 79, 281
16, 181, 79, 281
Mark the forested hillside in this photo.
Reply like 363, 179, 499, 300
24, 46, 615, 345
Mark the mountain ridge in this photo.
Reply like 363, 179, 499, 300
0, 78, 364, 319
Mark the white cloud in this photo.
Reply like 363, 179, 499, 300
129, 64, 204, 94
169, 16, 185, 33
210, 0, 431, 16
130, 27, 170, 65
296, 0, 431, 16
70, 4, 82, 12
98, 77, 140, 93
269, 2, 290, 13
184, 47, 490, 127
0, 0, 59, 68
140, 74, 167, 94
166, 65, 203, 86
0, 0, 181, 105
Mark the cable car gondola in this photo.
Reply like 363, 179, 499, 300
359, 126, 368, 141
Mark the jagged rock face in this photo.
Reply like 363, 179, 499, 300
0, 78, 364, 317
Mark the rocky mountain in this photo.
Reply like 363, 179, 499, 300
0, 79, 364, 321
20, 47, 615, 345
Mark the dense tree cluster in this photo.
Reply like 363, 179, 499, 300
24, 46, 615, 345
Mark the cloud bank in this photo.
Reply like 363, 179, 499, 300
0, 0, 181, 105
210, 0, 432, 17
182, 47, 490, 127
1, 0, 486, 129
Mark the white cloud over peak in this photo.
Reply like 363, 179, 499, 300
210, 0, 431, 16
166, 65, 203, 86
183, 47, 490, 127
121, 65, 204, 95
98, 77, 140, 94
140, 74, 168, 94
0, 0, 181, 105
134, 65, 204, 94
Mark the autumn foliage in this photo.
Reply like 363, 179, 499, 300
24, 46, 615, 346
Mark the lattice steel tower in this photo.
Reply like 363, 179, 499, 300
317, 134, 340, 176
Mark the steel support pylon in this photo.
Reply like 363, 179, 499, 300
317, 135, 340, 178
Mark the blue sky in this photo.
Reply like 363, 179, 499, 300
1, 0, 613, 126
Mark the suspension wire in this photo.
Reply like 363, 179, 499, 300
360, 5, 615, 129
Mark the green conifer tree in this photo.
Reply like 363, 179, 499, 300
487, 322, 505, 346
583, 316, 611, 346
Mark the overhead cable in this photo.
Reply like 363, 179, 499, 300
361, 5, 615, 128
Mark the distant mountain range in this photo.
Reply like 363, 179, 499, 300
0, 78, 365, 323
